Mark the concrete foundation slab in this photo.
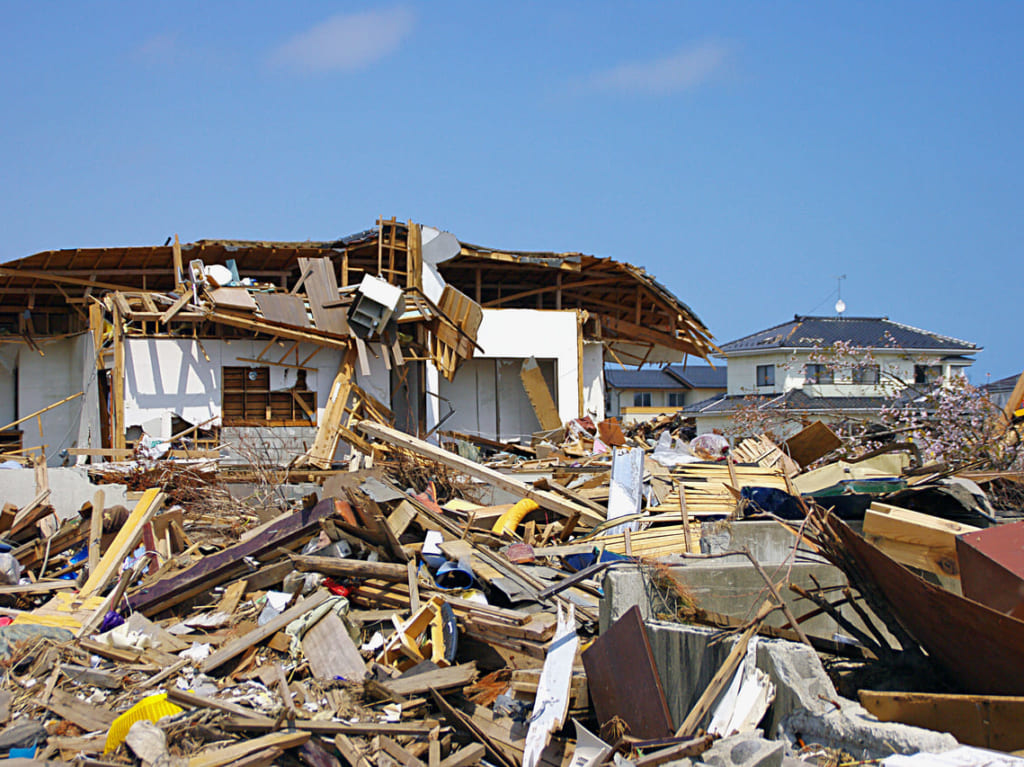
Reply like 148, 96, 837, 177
0, 467, 127, 522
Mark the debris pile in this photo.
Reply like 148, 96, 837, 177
1, 407, 1024, 766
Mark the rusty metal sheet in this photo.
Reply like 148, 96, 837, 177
582, 605, 674, 738
956, 520, 1024, 616
836, 519, 1024, 695
255, 293, 310, 328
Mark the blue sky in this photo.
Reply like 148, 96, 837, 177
2, 2, 1021, 382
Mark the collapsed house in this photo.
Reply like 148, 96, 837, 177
0, 217, 718, 467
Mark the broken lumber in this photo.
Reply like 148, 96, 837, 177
356, 421, 603, 526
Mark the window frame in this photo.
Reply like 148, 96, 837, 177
852, 364, 880, 385
804, 363, 834, 385
914, 364, 942, 386
667, 391, 685, 407
633, 391, 652, 408
756, 364, 776, 387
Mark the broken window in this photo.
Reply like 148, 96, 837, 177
914, 364, 942, 386
633, 392, 652, 407
852, 365, 880, 385
756, 364, 775, 387
804, 364, 833, 385
222, 367, 316, 426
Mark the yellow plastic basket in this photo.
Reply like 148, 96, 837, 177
104, 693, 183, 753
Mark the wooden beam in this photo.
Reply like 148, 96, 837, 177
356, 422, 603, 526
199, 589, 331, 673
80, 488, 164, 598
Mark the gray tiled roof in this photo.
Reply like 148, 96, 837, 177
605, 364, 727, 391
720, 316, 979, 354
604, 368, 681, 390
665, 364, 727, 389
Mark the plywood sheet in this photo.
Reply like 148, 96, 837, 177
255, 293, 310, 328
299, 257, 350, 335
208, 287, 258, 313
302, 611, 366, 683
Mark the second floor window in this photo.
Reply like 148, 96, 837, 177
668, 392, 685, 407
633, 391, 652, 407
804, 363, 834, 385
756, 364, 775, 387
852, 365, 880, 385
914, 365, 942, 386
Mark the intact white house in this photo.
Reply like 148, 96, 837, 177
683, 315, 979, 437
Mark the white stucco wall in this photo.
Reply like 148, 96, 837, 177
0, 345, 17, 426
582, 341, 605, 422
431, 309, 586, 440
725, 349, 968, 398
18, 334, 94, 464
119, 338, 370, 440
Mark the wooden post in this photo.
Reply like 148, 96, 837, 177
111, 301, 126, 451
172, 234, 184, 291
87, 489, 104, 578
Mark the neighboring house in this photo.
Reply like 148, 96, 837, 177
605, 363, 727, 423
984, 372, 1024, 412
683, 315, 980, 437
0, 218, 718, 465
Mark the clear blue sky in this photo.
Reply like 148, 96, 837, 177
2, 2, 1020, 382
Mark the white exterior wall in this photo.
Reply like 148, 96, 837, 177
18, 335, 93, 464
0, 345, 17, 426
582, 341, 605, 422
430, 309, 585, 440
120, 338, 357, 439
725, 349, 964, 398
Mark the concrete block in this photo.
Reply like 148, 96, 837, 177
600, 562, 886, 642
699, 520, 809, 565
779, 704, 957, 761
0, 466, 127, 522
699, 731, 784, 767
642, 621, 959, 760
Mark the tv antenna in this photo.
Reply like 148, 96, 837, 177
835, 274, 847, 315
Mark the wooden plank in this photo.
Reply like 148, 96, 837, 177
523, 605, 578, 767
188, 731, 310, 767
208, 286, 258, 312
130, 498, 340, 616
519, 357, 562, 431
381, 736, 427, 767
87, 489, 104, 580
166, 688, 275, 723
357, 421, 602, 526
200, 590, 331, 673
301, 347, 357, 469
782, 420, 843, 468
41, 688, 116, 732
383, 663, 478, 697
288, 551, 408, 582
302, 611, 367, 683
439, 744, 486, 767
80, 488, 164, 598
582, 605, 673, 740
159, 291, 192, 324
225, 718, 440, 736
299, 257, 349, 335
859, 690, 1024, 752
254, 292, 311, 327
863, 503, 978, 578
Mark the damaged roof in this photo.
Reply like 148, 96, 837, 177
720, 315, 980, 355
0, 217, 718, 363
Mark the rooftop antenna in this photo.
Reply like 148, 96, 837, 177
834, 274, 847, 315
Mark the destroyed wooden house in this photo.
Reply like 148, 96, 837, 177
0, 217, 717, 468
